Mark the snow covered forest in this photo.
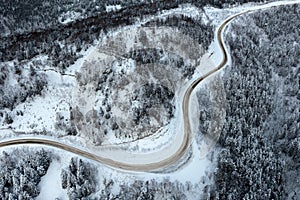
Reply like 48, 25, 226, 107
214, 4, 300, 199
0, 0, 299, 199
0, 149, 50, 199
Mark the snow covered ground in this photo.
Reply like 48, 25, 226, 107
2, 0, 299, 198
37, 158, 68, 200
0, 0, 239, 176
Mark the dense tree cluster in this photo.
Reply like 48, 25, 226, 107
0, 0, 121, 36
0, 0, 268, 73
124, 48, 164, 65
131, 83, 174, 125
124, 48, 195, 78
0, 63, 47, 111
0, 149, 51, 200
117, 179, 186, 200
61, 157, 97, 199
0, 1, 178, 65
55, 112, 78, 136
0, 0, 269, 36
214, 4, 300, 199
144, 14, 214, 50
96, 178, 187, 200
196, 90, 213, 136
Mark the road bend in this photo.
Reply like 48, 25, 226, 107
0, 1, 298, 171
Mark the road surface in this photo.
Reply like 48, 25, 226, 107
0, 1, 299, 171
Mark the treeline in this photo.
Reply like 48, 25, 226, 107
0, 149, 51, 199
213, 4, 300, 199
0, 2, 158, 76
0, 0, 270, 36
144, 14, 214, 50
0, 0, 118, 36
0, 0, 180, 64
60, 156, 194, 199
0, 0, 269, 71
114, 179, 187, 200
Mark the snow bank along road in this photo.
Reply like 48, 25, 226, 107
0, 0, 299, 171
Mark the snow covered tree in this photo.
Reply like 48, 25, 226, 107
214, 4, 300, 199
0, 149, 51, 200
61, 157, 97, 199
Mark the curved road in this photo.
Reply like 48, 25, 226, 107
0, 1, 298, 171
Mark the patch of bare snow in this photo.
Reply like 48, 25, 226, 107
111, 58, 136, 75
0, 128, 17, 139
169, 140, 216, 184
37, 159, 68, 200
65, 45, 99, 75
58, 11, 81, 24
11, 84, 72, 135
106, 5, 122, 12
